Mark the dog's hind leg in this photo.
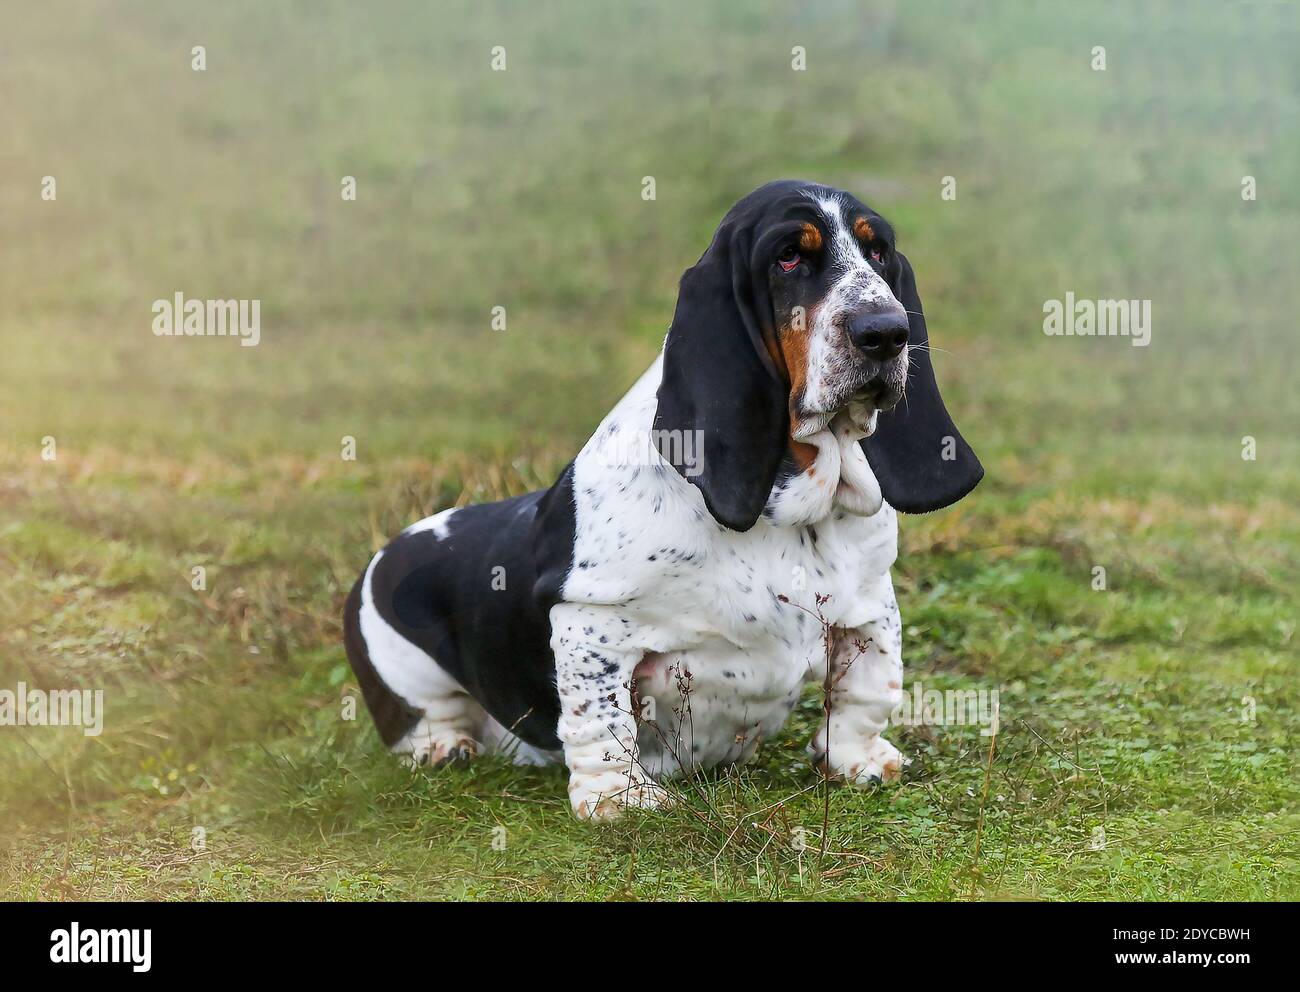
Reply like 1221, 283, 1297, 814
343, 552, 485, 769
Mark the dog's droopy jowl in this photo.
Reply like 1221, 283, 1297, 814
343, 180, 983, 819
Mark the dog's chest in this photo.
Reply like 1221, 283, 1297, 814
562, 361, 898, 774
605, 512, 898, 776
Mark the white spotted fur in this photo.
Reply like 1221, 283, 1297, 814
554, 354, 905, 819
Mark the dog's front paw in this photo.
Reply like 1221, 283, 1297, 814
811, 734, 907, 786
567, 768, 671, 821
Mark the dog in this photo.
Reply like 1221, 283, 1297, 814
343, 180, 982, 819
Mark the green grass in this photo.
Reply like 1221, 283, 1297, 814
1, 0, 1297, 900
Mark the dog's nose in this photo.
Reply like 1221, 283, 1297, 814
847, 311, 910, 361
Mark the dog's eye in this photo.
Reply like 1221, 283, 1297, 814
869, 245, 887, 264
776, 247, 801, 272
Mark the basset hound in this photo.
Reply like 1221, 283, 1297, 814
343, 180, 983, 819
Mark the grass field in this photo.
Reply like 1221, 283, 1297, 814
1, 0, 1297, 900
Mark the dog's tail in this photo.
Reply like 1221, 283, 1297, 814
342, 567, 421, 747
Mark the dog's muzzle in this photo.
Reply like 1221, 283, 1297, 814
845, 307, 909, 413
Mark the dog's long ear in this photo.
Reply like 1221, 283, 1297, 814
653, 220, 788, 531
863, 251, 983, 512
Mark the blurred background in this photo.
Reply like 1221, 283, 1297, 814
1, 1, 1296, 899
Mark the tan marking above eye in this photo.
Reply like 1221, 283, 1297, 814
798, 223, 822, 252
852, 216, 875, 242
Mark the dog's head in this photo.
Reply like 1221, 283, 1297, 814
653, 180, 983, 530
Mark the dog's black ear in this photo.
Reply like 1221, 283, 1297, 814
863, 251, 983, 512
653, 220, 788, 531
